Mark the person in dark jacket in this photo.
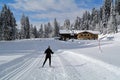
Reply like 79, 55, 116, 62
42, 46, 54, 67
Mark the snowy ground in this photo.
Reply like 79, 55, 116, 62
0, 33, 120, 80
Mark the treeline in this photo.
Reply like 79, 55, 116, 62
0, 0, 120, 40
19, 16, 60, 39
0, 4, 60, 40
62, 0, 119, 34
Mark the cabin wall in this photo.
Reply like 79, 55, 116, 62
77, 32, 98, 40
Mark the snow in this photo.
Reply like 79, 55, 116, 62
0, 32, 120, 80
59, 30, 99, 34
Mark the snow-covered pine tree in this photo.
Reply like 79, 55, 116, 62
91, 8, 96, 21
38, 24, 44, 38
10, 11, 17, 40
81, 11, 90, 30
107, 1, 117, 33
20, 14, 30, 39
64, 19, 71, 30
104, 0, 112, 20
44, 24, 49, 38
93, 9, 101, 31
74, 17, 82, 30
43, 22, 53, 38
99, 21, 104, 34
33, 26, 38, 38
91, 8, 99, 30
115, 0, 120, 15
116, 12, 120, 25
94, 23, 101, 31
0, 4, 17, 40
102, 5, 108, 34
30, 24, 34, 38
100, 7, 103, 20
53, 18, 59, 37
20, 14, 26, 39
25, 16, 30, 39
47, 22, 53, 37
0, 11, 2, 40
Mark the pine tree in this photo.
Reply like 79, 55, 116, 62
102, 5, 108, 34
115, 0, 120, 15
10, 12, 17, 40
44, 24, 49, 38
74, 17, 82, 30
82, 11, 90, 30
53, 18, 59, 37
47, 22, 53, 37
104, 0, 112, 19
25, 16, 30, 39
38, 24, 44, 38
33, 26, 38, 38
100, 7, 103, 20
116, 12, 120, 24
20, 14, 26, 39
91, 8, 96, 21
107, 1, 117, 33
30, 24, 34, 38
20, 14, 30, 39
0, 4, 17, 40
64, 19, 71, 30
0, 11, 3, 40
92, 9, 100, 31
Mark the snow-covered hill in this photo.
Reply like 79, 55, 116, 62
0, 32, 120, 80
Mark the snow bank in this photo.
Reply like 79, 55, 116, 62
64, 51, 120, 76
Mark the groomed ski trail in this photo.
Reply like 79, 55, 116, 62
0, 50, 119, 80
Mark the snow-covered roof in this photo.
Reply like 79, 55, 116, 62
59, 30, 99, 34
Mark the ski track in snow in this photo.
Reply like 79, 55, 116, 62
0, 50, 119, 80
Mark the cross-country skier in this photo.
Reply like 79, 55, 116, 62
42, 46, 54, 67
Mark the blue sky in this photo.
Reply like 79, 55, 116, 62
0, 0, 103, 28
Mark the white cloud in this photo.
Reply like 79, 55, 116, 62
31, 9, 88, 24
10, 0, 78, 12
9, 0, 92, 27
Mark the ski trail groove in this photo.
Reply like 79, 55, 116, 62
53, 54, 73, 80
0, 56, 34, 80
57, 54, 83, 80
15, 52, 45, 80
53, 54, 67, 80
0, 54, 33, 77
13, 53, 41, 80
0, 52, 42, 80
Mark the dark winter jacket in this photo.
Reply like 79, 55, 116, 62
44, 48, 54, 58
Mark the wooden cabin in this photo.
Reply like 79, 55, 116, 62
59, 30, 99, 41
59, 34, 71, 41
77, 31, 98, 40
